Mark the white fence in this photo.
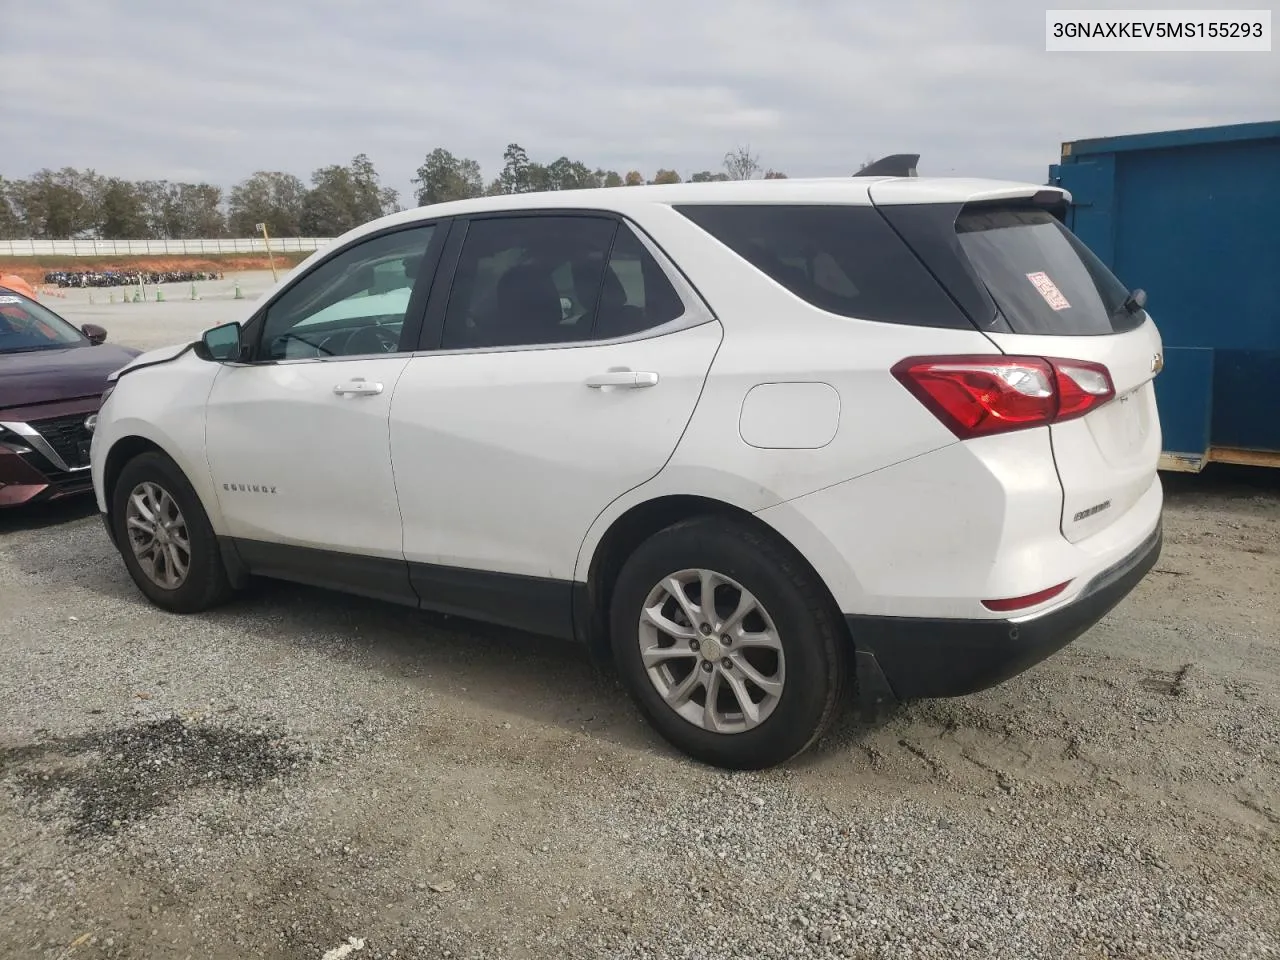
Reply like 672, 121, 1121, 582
0, 237, 334, 257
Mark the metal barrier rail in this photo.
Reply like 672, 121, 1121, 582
0, 238, 334, 256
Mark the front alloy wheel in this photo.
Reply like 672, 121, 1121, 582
125, 481, 192, 589
111, 450, 232, 613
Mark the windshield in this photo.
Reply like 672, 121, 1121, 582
0, 290, 87, 353
955, 207, 1143, 336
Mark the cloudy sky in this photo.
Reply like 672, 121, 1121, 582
2, 0, 1275, 203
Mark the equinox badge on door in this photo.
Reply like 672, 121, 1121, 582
222, 483, 278, 494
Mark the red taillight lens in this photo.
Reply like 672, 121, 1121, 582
891, 355, 1115, 439
1053, 360, 1116, 420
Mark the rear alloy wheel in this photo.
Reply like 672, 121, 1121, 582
638, 569, 786, 734
610, 517, 845, 769
111, 451, 232, 613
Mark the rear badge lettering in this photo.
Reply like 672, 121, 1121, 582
223, 483, 277, 494
1073, 500, 1112, 522
1026, 271, 1071, 311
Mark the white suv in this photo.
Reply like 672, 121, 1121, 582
91, 173, 1165, 769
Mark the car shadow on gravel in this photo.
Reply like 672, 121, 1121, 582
1162, 462, 1280, 504
194, 578, 666, 755
0, 494, 97, 534
222, 578, 922, 769
30, 533, 929, 768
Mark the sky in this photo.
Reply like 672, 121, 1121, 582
2, 0, 1276, 206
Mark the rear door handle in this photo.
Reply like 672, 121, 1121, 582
333, 378, 384, 397
584, 371, 659, 389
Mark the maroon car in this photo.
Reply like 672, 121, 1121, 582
0, 287, 140, 507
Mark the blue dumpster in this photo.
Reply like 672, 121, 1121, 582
1048, 120, 1280, 472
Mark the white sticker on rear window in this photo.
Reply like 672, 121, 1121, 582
0, 296, 23, 304
1026, 271, 1071, 311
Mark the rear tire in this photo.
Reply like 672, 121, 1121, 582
609, 516, 846, 770
111, 451, 232, 613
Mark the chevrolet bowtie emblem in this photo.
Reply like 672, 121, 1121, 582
1151, 353, 1164, 374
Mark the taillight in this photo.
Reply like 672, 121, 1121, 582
1053, 360, 1115, 419
891, 355, 1115, 439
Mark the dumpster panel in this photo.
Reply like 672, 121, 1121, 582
1052, 121, 1280, 465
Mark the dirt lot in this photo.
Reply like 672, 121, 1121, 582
1, 254, 309, 287
1, 298, 1277, 959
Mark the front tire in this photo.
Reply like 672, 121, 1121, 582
110, 451, 232, 613
609, 516, 846, 770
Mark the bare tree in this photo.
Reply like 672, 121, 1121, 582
723, 145, 761, 181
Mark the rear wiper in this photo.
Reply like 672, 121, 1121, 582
1123, 288, 1148, 314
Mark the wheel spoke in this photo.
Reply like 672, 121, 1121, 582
732, 629, 784, 652
662, 577, 701, 628
722, 667, 763, 729
159, 490, 179, 524
151, 546, 170, 586
166, 543, 189, 584
169, 526, 191, 552
698, 570, 719, 626
728, 653, 783, 697
641, 637, 697, 668
127, 515, 155, 535
130, 491, 157, 524
702, 668, 724, 732
642, 602, 697, 640
720, 588, 758, 636
664, 667, 703, 708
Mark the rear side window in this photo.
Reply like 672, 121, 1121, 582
955, 207, 1142, 336
593, 225, 686, 340
441, 215, 618, 350
673, 204, 970, 329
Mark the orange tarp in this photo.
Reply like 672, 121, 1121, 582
0, 274, 38, 299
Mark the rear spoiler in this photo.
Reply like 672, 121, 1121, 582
853, 154, 919, 178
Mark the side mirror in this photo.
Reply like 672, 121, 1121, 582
1125, 288, 1148, 313
81, 323, 108, 345
196, 321, 244, 362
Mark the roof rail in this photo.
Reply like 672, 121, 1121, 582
853, 154, 919, 178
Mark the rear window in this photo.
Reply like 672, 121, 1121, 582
955, 207, 1143, 336
674, 204, 970, 329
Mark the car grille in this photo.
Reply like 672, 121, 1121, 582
32, 414, 94, 470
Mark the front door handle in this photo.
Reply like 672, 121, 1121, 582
584, 370, 659, 389
333, 378, 384, 397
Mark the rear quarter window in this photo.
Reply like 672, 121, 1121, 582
673, 204, 971, 329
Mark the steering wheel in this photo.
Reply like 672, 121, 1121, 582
343, 324, 401, 356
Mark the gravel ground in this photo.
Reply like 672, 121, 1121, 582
1, 293, 1277, 959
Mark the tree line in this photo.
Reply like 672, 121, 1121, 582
0, 144, 788, 242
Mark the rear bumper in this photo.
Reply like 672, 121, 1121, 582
848, 519, 1162, 705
